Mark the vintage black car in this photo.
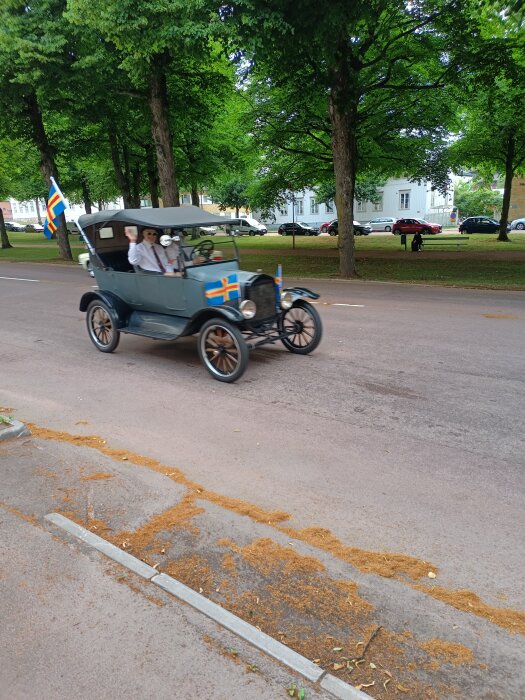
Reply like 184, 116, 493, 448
77, 206, 322, 382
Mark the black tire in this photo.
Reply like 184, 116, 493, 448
279, 301, 322, 355
86, 300, 120, 353
249, 230, 255, 236
198, 318, 249, 383
385, 226, 391, 232
393, 228, 402, 235
516, 223, 525, 230
422, 228, 432, 235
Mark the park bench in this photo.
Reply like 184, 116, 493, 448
400, 233, 468, 251
421, 236, 468, 250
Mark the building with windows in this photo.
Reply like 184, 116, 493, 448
255, 177, 455, 229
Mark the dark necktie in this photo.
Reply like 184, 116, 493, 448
151, 245, 166, 273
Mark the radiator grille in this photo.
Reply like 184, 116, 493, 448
247, 280, 276, 321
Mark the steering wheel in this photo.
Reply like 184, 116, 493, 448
193, 239, 214, 260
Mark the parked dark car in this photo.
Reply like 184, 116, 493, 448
392, 218, 441, 235
327, 220, 372, 236
4, 221, 26, 231
77, 206, 322, 383
459, 216, 511, 234
278, 221, 319, 236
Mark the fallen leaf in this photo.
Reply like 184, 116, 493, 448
370, 662, 377, 669
396, 684, 410, 692
313, 659, 321, 664
333, 663, 345, 671
333, 646, 343, 652
383, 678, 391, 690
427, 571, 436, 579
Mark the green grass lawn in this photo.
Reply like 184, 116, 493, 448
2, 231, 525, 289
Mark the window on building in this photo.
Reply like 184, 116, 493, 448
295, 199, 304, 216
310, 198, 319, 215
399, 191, 410, 209
326, 200, 334, 214
356, 200, 366, 212
181, 194, 191, 204
431, 190, 436, 208
373, 194, 383, 212
278, 204, 287, 216
201, 194, 212, 204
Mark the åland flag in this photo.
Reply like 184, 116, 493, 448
43, 177, 66, 239
204, 274, 240, 306
275, 263, 283, 302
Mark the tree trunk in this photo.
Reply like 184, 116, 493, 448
498, 133, 515, 242
145, 144, 160, 207
109, 125, 133, 207
191, 185, 200, 207
0, 208, 13, 249
81, 178, 92, 214
329, 51, 358, 278
131, 162, 141, 208
35, 198, 43, 225
24, 92, 72, 260
148, 56, 179, 207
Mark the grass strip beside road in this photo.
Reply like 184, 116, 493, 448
2, 232, 525, 289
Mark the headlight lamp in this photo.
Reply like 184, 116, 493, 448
280, 291, 293, 309
240, 299, 256, 319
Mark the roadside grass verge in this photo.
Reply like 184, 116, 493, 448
239, 253, 525, 288
2, 232, 525, 288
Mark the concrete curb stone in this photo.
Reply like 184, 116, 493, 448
0, 419, 30, 442
44, 512, 374, 699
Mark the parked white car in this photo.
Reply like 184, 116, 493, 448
366, 216, 397, 232
230, 217, 267, 236
510, 217, 525, 230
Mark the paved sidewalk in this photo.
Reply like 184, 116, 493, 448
0, 434, 333, 700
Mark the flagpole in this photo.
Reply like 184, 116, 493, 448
50, 176, 66, 203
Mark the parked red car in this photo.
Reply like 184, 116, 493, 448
393, 218, 442, 235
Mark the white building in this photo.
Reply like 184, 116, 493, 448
255, 177, 455, 229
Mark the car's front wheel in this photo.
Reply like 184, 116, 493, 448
279, 301, 322, 355
385, 226, 391, 232
516, 222, 525, 230
86, 300, 120, 353
198, 319, 249, 383
393, 228, 402, 235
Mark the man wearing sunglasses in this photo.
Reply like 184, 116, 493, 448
125, 227, 178, 276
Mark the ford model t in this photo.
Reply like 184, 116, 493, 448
77, 206, 322, 382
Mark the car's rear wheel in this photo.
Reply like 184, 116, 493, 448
249, 230, 255, 236
86, 300, 120, 353
385, 226, 391, 232
198, 319, 249, 383
516, 223, 525, 230
422, 228, 432, 235
279, 301, 322, 355
393, 228, 402, 235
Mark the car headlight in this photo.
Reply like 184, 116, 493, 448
280, 291, 293, 309
240, 299, 256, 319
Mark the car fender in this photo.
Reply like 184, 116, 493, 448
79, 290, 130, 327
282, 286, 320, 301
185, 305, 246, 334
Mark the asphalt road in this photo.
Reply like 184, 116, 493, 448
1, 260, 524, 697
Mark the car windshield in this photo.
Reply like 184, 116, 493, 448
297, 222, 310, 227
416, 219, 429, 224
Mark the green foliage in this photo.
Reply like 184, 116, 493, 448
454, 181, 503, 218
208, 178, 250, 214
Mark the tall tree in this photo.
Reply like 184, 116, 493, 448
0, 0, 76, 259
217, 0, 467, 277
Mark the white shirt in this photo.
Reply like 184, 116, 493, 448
128, 241, 174, 274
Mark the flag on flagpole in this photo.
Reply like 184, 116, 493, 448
275, 263, 283, 304
43, 178, 66, 239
